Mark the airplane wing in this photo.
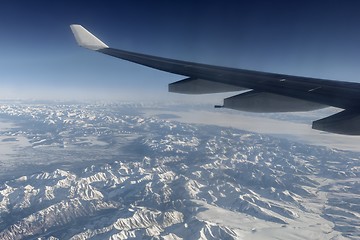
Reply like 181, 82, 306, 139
70, 24, 360, 135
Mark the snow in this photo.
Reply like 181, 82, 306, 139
0, 102, 357, 239
194, 200, 345, 240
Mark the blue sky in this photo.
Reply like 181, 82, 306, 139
1, 0, 360, 100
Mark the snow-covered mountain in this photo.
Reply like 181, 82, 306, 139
0, 102, 358, 239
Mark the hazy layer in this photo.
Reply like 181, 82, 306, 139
143, 108, 360, 152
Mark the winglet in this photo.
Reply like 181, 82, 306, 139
70, 24, 108, 50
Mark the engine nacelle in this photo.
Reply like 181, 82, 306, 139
222, 91, 326, 112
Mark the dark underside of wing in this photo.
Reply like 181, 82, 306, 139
98, 48, 360, 135
98, 48, 360, 109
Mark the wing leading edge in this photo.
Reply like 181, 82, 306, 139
70, 24, 360, 135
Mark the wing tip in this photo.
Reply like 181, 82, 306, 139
70, 24, 109, 50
